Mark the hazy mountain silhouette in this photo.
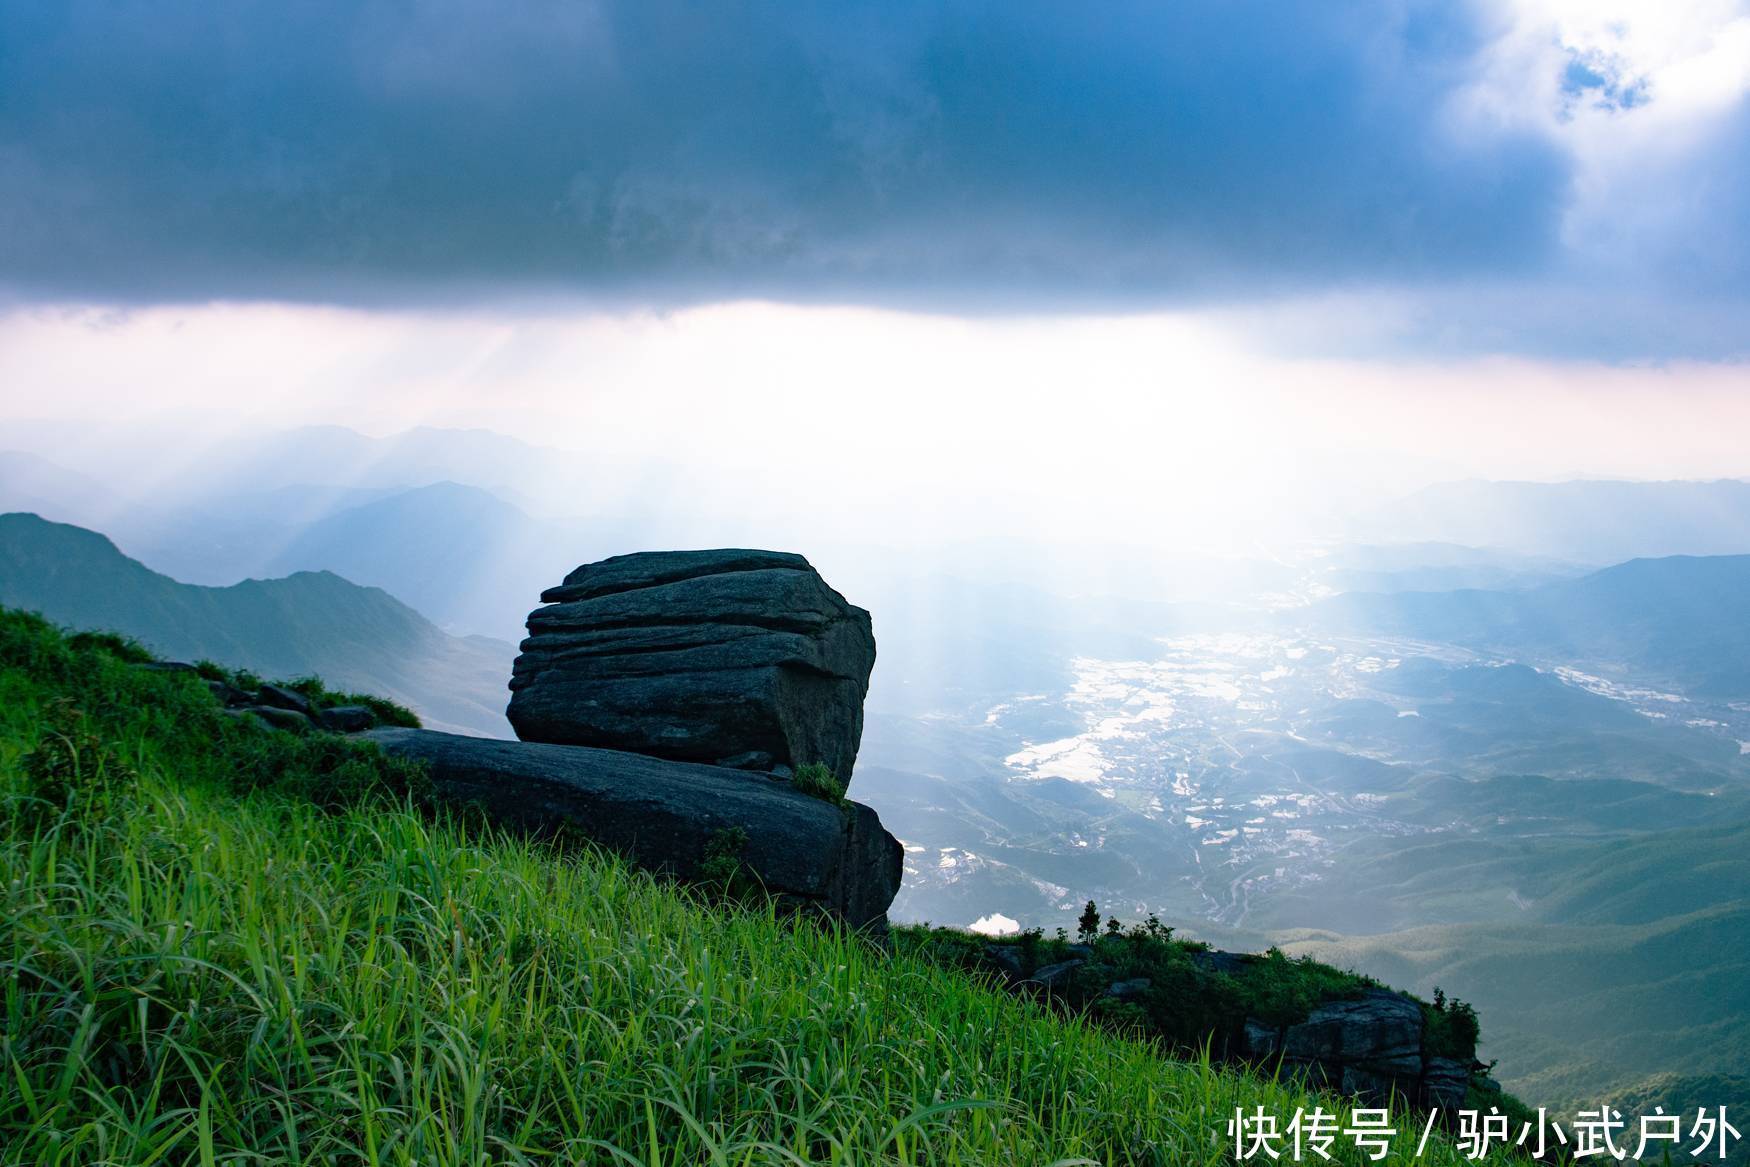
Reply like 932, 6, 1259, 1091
0, 512, 513, 735
1310, 553, 1750, 697
258, 482, 596, 640
1364, 478, 1750, 562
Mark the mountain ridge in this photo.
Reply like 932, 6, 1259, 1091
0, 512, 513, 735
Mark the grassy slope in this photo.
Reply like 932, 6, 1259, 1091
0, 610, 1517, 1165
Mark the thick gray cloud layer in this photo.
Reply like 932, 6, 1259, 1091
0, 1, 1739, 354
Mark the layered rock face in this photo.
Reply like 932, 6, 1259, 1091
357, 548, 900, 929
1241, 989, 1474, 1111
507, 550, 876, 780
367, 728, 903, 930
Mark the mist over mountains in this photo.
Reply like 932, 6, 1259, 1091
5, 421, 1750, 1131
1307, 554, 1750, 697
1362, 478, 1750, 563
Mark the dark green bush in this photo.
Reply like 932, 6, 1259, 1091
790, 761, 846, 804
21, 696, 137, 816
698, 825, 757, 900
1425, 987, 1482, 1058
66, 629, 155, 664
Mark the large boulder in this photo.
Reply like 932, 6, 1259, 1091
1242, 987, 1447, 1108
507, 549, 876, 782
365, 727, 902, 931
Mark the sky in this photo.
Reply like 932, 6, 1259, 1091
3, 0, 1750, 548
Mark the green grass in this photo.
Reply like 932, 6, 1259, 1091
790, 762, 847, 805
0, 609, 1526, 1164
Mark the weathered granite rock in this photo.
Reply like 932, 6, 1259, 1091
1105, 978, 1152, 1001
1191, 949, 1250, 976
237, 704, 310, 732
507, 550, 875, 782
205, 678, 252, 707
1422, 1057, 1472, 1112
137, 660, 200, 675
257, 683, 315, 717
985, 944, 1025, 983
1243, 988, 1432, 1107
319, 704, 376, 733
365, 727, 902, 931
1025, 959, 1084, 990
1280, 989, 1425, 1073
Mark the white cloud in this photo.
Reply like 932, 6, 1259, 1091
969, 913, 1020, 937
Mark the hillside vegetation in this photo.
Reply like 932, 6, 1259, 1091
0, 512, 514, 735
0, 608, 1521, 1165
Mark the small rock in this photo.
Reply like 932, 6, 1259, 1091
985, 945, 1025, 982
1105, 978, 1152, 1001
223, 708, 267, 731
237, 704, 311, 732
1422, 1057, 1472, 1112
205, 679, 251, 707
319, 704, 376, 733
256, 684, 314, 717
1024, 959, 1084, 990
1064, 943, 1095, 959
138, 660, 199, 674
1243, 1019, 1283, 1058
1192, 949, 1251, 975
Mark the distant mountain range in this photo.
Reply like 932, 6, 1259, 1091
259, 482, 597, 641
1308, 554, 1750, 697
0, 513, 514, 736
1285, 818, 1750, 1138
1362, 478, 1750, 563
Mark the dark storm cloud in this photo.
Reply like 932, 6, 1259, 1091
0, 0, 1578, 312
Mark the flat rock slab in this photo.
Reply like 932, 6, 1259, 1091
507, 549, 875, 782
365, 727, 902, 931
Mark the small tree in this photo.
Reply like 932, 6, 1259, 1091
1077, 900, 1101, 942
1105, 916, 1123, 937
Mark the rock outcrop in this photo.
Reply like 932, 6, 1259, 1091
507, 550, 876, 781
973, 938, 1489, 1113
134, 661, 391, 735
160, 548, 904, 931
366, 727, 902, 931
1241, 988, 1469, 1109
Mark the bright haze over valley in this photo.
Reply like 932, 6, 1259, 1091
6, 0, 1750, 1144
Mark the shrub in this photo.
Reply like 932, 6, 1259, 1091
21, 697, 136, 816
698, 825, 755, 899
790, 761, 846, 804
1425, 987, 1482, 1059
66, 628, 154, 664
